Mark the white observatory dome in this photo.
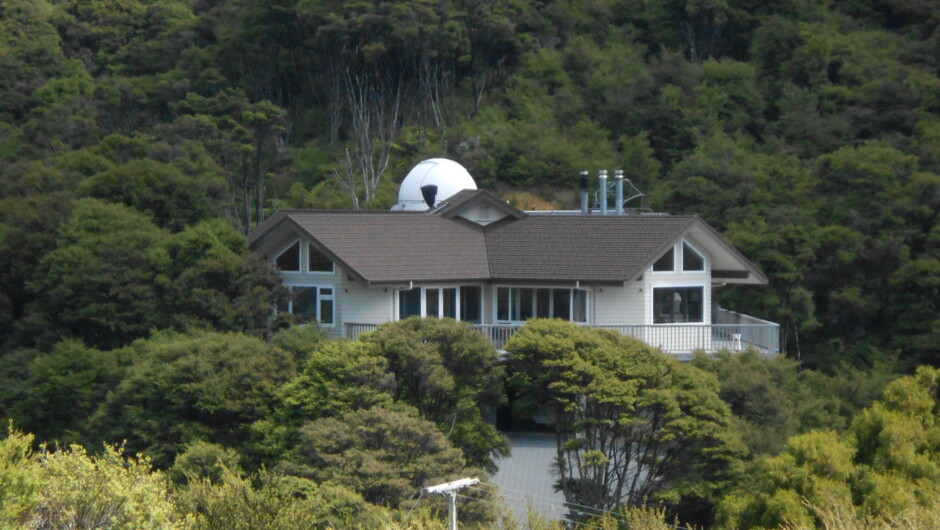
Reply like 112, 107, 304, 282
391, 158, 477, 211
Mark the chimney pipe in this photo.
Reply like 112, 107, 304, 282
580, 171, 589, 214
614, 169, 624, 215
599, 170, 608, 215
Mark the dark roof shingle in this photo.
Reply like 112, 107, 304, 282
248, 209, 751, 285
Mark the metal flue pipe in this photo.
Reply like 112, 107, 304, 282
599, 169, 608, 215
614, 169, 624, 215
580, 170, 589, 214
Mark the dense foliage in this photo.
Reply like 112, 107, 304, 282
0, 0, 935, 367
1, 0, 938, 527
507, 320, 743, 523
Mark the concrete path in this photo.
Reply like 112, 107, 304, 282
489, 432, 569, 525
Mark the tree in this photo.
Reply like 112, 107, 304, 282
506, 320, 743, 523
361, 317, 509, 471
715, 366, 940, 528
79, 158, 222, 231
25, 198, 167, 349
283, 406, 469, 508
156, 218, 285, 336
691, 351, 893, 457
87, 330, 295, 469
173, 467, 387, 529
0, 194, 72, 339
23, 441, 183, 529
9, 340, 122, 445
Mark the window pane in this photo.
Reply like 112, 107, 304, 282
399, 289, 421, 319
536, 288, 551, 318
426, 289, 440, 318
293, 287, 318, 321
320, 299, 333, 324
653, 248, 674, 272
308, 245, 333, 272
572, 289, 587, 323
654, 287, 704, 323
276, 241, 300, 271
518, 288, 534, 320
682, 242, 704, 271
442, 288, 456, 319
553, 289, 571, 320
460, 286, 481, 324
497, 288, 509, 321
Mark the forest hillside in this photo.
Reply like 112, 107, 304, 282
1, 0, 937, 368
0, 1, 939, 527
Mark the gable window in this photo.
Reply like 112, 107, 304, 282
682, 242, 705, 271
397, 286, 480, 322
653, 286, 703, 324
275, 241, 301, 272
496, 287, 588, 323
279, 285, 334, 325
308, 244, 334, 273
652, 248, 674, 272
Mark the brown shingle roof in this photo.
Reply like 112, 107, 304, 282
250, 210, 490, 284
248, 209, 755, 285
485, 215, 695, 282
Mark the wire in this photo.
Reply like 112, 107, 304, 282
405, 491, 425, 519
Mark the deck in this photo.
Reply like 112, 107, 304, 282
345, 309, 779, 358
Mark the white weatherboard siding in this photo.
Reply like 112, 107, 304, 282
592, 283, 645, 326
339, 276, 394, 329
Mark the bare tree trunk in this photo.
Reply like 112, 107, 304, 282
332, 147, 360, 210
336, 68, 402, 206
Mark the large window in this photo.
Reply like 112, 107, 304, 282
397, 286, 481, 322
496, 287, 588, 323
653, 286, 703, 324
278, 285, 334, 325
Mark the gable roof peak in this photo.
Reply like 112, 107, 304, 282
434, 189, 525, 220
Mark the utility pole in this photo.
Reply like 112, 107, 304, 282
424, 477, 480, 530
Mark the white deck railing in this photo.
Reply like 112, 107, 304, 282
345, 318, 780, 358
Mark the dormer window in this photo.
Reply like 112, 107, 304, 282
682, 242, 705, 271
275, 241, 300, 272
308, 244, 334, 273
653, 248, 674, 272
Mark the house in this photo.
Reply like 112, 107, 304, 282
248, 159, 779, 358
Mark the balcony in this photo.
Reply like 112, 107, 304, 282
345, 309, 780, 360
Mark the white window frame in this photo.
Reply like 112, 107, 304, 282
282, 284, 335, 327
395, 285, 483, 322
651, 284, 706, 325
493, 285, 590, 325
